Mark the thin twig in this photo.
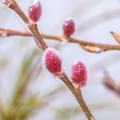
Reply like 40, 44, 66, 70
57, 72, 94, 120
0, 28, 120, 52
102, 70, 120, 97
111, 31, 120, 45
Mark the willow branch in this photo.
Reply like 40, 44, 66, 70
57, 72, 94, 120
2, 0, 95, 119
0, 28, 120, 53
3, 0, 47, 50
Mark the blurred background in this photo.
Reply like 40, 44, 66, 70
0, 0, 120, 120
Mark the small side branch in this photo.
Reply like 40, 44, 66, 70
0, 28, 120, 53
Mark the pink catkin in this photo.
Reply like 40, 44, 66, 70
71, 60, 87, 88
63, 17, 75, 37
44, 48, 62, 74
28, 1, 42, 22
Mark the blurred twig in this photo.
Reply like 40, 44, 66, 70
111, 31, 120, 44
102, 70, 120, 97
